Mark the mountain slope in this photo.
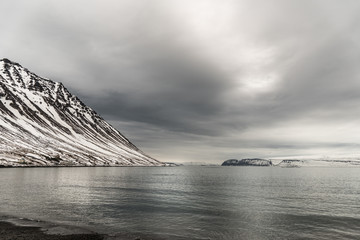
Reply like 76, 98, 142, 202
0, 58, 162, 167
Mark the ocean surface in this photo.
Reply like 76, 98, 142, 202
0, 166, 360, 239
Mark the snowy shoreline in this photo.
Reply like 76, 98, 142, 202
0, 164, 169, 168
222, 158, 360, 167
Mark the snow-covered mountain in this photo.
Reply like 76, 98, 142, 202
0, 58, 162, 167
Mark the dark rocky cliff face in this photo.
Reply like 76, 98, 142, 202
222, 158, 272, 166
0, 58, 162, 167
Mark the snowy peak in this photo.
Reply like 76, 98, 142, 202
0, 58, 162, 167
0, 58, 37, 89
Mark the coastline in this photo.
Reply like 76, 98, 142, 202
0, 221, 104, 240
0, 215, 165, 240
0, 165, 169, 168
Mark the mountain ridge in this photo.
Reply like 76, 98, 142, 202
0, 58, 162, 167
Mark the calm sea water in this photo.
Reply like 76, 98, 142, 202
0, 166, 360, 239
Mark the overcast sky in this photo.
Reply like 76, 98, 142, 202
2, 0, 360, 163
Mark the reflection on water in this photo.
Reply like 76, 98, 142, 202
0, 166, 360, 239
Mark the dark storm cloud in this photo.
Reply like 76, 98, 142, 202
82, 47, 233, 136
2, 0, 360, 162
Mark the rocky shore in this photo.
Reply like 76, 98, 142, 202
0, 221, 104, 240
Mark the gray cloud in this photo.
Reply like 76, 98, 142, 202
1, 0, 360, 162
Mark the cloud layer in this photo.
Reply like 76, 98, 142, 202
2, 0, 360, 162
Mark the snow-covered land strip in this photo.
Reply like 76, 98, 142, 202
221, 158, 360, 167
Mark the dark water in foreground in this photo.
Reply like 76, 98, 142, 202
0, 166, 360, 239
